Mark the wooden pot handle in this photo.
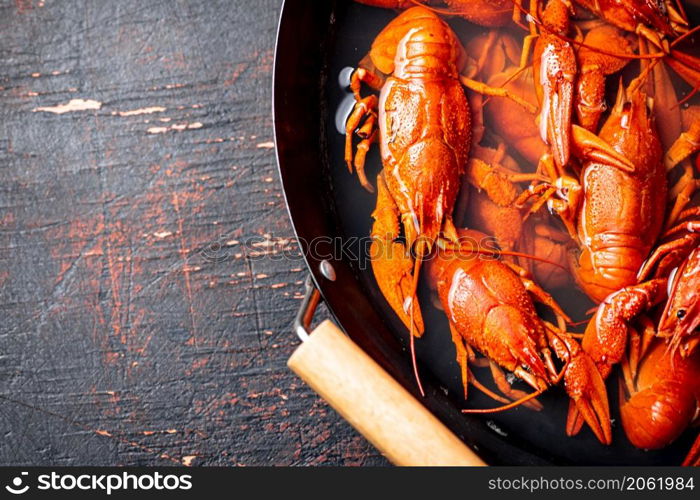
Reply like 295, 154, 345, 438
287, 320, 486, 466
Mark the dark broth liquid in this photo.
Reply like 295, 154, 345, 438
325, 0, 699, 464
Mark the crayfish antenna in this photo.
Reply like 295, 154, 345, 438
512, 0, 670, 61
497, 249, 569, 271
461, 386, 546, 414
443, 236, 570, 272
407, 0, 469, 16
467, 369, 514, 406
682, 433, 700, 466
409, 250, 425, 397
643, 25, 700, 106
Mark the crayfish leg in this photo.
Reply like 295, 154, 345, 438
666, 162, 700, 229
647, 40, 682, 152
637, 227, 699, 281
460, 76, 538, 114
504, 261, 571, 330
345, 94, 378, 192
349, 66, 384, 100
665, 120, 700, 171
449, 321, 470, 399
489, 362, 543, 411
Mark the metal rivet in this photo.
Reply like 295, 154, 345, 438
319, 260, 336, 281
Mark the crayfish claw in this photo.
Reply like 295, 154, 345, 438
370, 172, 425, 334
565, 401, 586, 437
370, 238, 425, 335
570, 124, 635, 173
564, 350, 612, 445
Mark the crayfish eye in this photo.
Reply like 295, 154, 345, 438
677, 309, 687, 319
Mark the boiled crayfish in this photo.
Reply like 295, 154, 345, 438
346, 6, 535, 344
622, 214, 700, 463
345, 6, 471, 343
619, 338, 700, 455
568, 212, 700, 447
425, 229, 611, 441
547, 79, 667, 303
342, 0, 700, 463
638, 210, 700, 357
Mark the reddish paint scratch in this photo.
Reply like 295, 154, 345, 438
104, 222, 130, 344
224, 60, 253, 87
51, 218, 104, 287
1, 212, 15, 225
104, 352, 120, 366
162, 53, 187, 70
185, 357, 209, 376
14, 0, 41, 13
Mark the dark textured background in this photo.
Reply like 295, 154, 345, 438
0, 0, 387, 466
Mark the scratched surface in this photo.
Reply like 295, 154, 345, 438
0, 0, 387, 466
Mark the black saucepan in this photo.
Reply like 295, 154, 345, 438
273, 0, 699, 465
